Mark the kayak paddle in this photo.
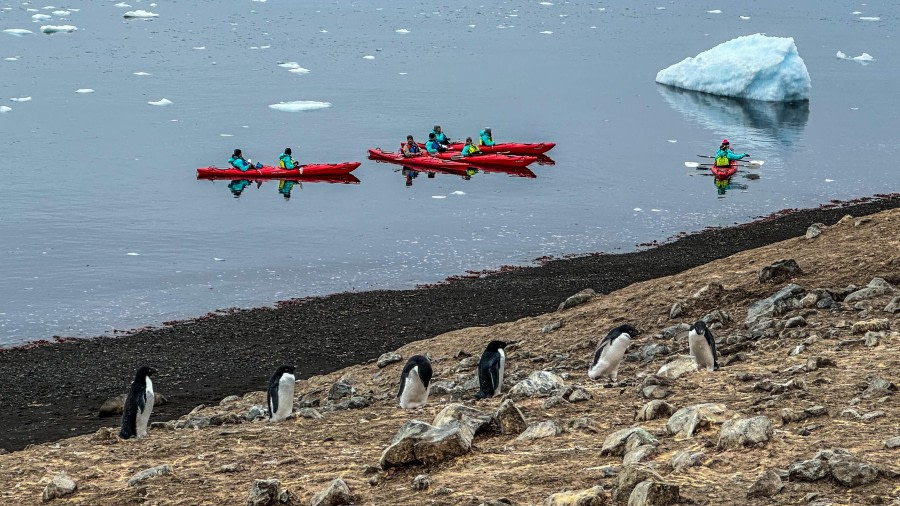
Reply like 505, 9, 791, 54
696, 155, 764, 166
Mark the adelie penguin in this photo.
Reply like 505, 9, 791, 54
267, 365, 296, 422
688, 320, 719, 371
476, 340, 507, 399
397, 355, 433, 409
119, 366, 156, 439
588, 324, 639, 382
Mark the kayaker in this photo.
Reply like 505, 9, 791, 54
425, 133, 447, 154
228, 149, 255, 172
431, 125, 450, 146
460, 137, 482, 157
401, 135, 422, 157
279, 148, 300, 169
714, 139, 749, 167
479, 128, 494, 147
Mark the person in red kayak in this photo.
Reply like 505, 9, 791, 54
431, 125, 450, 146
425, 133, 447, 154
401, 135, 423, 157
479, 128, 494, 147
460, 137, 482, 157
714, 139, 749, 167
279, 148, 300, 169
228, 149, 258, 172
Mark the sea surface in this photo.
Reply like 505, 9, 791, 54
1, 0, 897, 345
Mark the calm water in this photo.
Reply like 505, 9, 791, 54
1, 1, 897, 345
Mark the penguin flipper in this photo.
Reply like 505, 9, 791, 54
705, 330, 719, 370
267, 379, 279, 417
477, 355, 500, 398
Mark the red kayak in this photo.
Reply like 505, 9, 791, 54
196, 162, 360, 179
197, 174, 360, 184
433, 152, 537, 167
443, 142, 555, 155
367, 148, 469, 170
710, 161, 738, 180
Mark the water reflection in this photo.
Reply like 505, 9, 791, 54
198, 175, 360, 199
657, 85, 810, 150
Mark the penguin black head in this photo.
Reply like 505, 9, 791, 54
610, 324, 641, 338
689, 321, 709, 335
484, 340, 507, 352
274, 365, 296, 376
134, 366, 156, 380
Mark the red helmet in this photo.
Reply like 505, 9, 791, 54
722, 139, 729, 144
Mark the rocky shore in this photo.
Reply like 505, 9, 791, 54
0, 202, 897, 504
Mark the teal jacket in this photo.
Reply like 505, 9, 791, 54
228, 155, 251, 171
431, 130, 448, 144
479, 130, 494, 146
279, 153, 298, 169
425, 139, 443, 154
461, 144, 481, 156
715, 148, 747, 161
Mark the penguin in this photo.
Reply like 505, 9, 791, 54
588, 324, 639, 382
397, 355, 433, 409
688, 320, 719, 371
476, 340, 507, 399
119, 365, 156, 439
267, 365, 296, 422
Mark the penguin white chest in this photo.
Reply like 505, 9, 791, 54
135, 377, 155, 438
688, 330, 715, 370
589, 336, 630, 381
272, 374, 296, 422
495, 349, 506, 396
399, 366, 429, 409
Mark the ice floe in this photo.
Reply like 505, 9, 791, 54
132, 71, 151, 75
123, 10, 158, 19
278, 62, 310, 73
539, 2, 553, 5
707, 10, 722, 14
75, 88, 94, 93
431, 195, 447, 199
740, 16, 750, 20
41, 25, 77, 33
395, 28, 409, 34
288, 67, 310, 74
836, 51, 874, 64
0, 106, 11, 113
667, 139, 677, 143
858, 16, 880, 21
268, 100, 332, 112
10, 97, 31, 102
52, 10, 71, 16
656, 33, 811, 102
4, 29, 35, 36
193, 46, 205, 50
451, 191, 466, 195
126, 252, 140, 256
115, 2, 131, 6
32, 13, 52, 20
4, 57, 20, 61
363, 55, 375, 59
539, 30, 553, 34
825, 179, 835, 182
148, 98, 172, 106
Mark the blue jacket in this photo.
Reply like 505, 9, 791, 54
228, 155, 251, 171
431, 130, 448, 144
479, 130, 494, 146
279, 153, 298, 169
425, 140, 443, 154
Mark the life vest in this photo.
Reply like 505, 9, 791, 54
462, 144, 480, 155
715, 155, 730, 167
403, 142, 420, 154
425, 140, 440, 153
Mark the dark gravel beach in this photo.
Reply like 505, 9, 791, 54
1, 196, 897, 452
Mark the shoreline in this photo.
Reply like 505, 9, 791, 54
0, 194, 897, 452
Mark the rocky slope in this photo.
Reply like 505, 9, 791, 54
1, 210, 898, 505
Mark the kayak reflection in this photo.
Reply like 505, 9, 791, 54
200, 174, 360, 199
713, 176, 749, 197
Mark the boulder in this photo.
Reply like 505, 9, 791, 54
885, 296, 900, 314
885, 436, 900, 449
845, 278, 896, 303
758, 259, 802, 283
600, 427, 658, 457
558, 288, 596, 311
789, 458, 830, 482
569, 417, 602, 434
98, 394, 127, 417
717, 416, 772, 448
542, 320, 564, 333
669, 450, 703, 472
851, 318, 890, 334
623, 445, 656, 465
830, 459, 879, 488
747, 470, 783, 498
297, 408, 323, 419
42, 472, 77, 502
804, 223, 824, 239
379, 420, 434, 468
411, 425, 474, 466
862, 375, 896, 398
614, 466, 665, 505
327, 378, 354, 401
310, 479, 353, 506
517, 420, 563, 442
127, 464, 173, 487
627, 481, 680, 506
564, 385, 593, 403
544, 486, 608, 506
784, 316, 807, 328
508, 371, 566, 400
636, 400, 675, 421
666, 403, 728, 438
246, 479, 281, 506
745, 284, 804, 326
495, 399, 528, 435
433, 403, 494, 435
655, 357, 698, 380
376, 352, 402, 369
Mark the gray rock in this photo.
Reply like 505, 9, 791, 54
861, 410, 885, 422
701, 309, 732, 326
564, 385, 593, 403
656, 357, 698, 380
220, 463, 244, 473
830, 459, 879, 488
718, 416, 772, 448
758, 259, 802, 284
310, 478, 353, 506
569, 417, 602, 434
851, 318, 890, 334
98, 394, 127, 417
666, 403, 728, 438
412, 474, 430, 491
816, 294, 834, 309
246, 405, 268, 421
747, 470, 783, 498
543, 395, 566, 409
627, 481, 680, 506
845, 278, 896, 303
557, 288, 596, 311
623, 445, 656, 465
805, 356, 836, 371
785, 316, 807, 328
380, 420, 434, 468
789, 458, 830, 482
542, 320, 564, 333
638, 343, 672, 362
799, 292, 819, 308
219, 395, 240, 405
614, 465, 665, 505
327, 378, 355, 401
544, 486, 608, 506
412, 424, 474, 465
884, 436, 900, 449
805, 223, 824, 239
495, 399, 528, 435
862, 375, 897, 398
745, 284, 804, 326
840, 409, 861, 420
517, 420, 563, 442
433, 403, 494, 435
600, 427, 658, 457
429, 380, 457, 396
641, 385, 672, 400
669, 451, 703, 472
864, 332, 881, 347
669, 302, 685, 320
297, 408, 323, 419
246, 479, 281, 506
508, 371, 566, 400
42, 472, 77, 502
636, 400, 675, 421
127, 464, 173, 487
885, 296, 900, 314
348, 396, 370, 409
658, 323, 691, 340
432, 487, 454, 496
376, 351, 403, 368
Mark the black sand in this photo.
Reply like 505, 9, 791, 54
1, 196, 897, 452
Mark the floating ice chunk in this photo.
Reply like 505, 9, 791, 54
836, 51, 874, 64
220, 133, 233, 137
277, 61, 300, 68
320, 29, 328, 33
32, 13, 52, 20
3, 29, 35, 36
707, 10, 722, 14
126, 252, 140, 256
850, 107, 859, 110
268, 100, 332, 112
651, 209, 663, 212
288, 67, 310, 74
148, 98, 173, 106
75, 88, 94, 93
851, 11, 862, 14
0, 106, 11, 113
539, 2, 553, 5
451, 191, 466, 195
395, 28, 409, 34
858, 16, 880, 21
5, 57, 19, 61
123, 10, 158, 19
10, 97, 31, 102
740, 16, 750, 20
115, 2, 131, 7
667, 139, 677, 143
193, 46, 205, 50
40, 24, 77, 33
398, 72, 408, 75
132, 71, 150, 76
214, 258, 225, 261
824, 179, 835, 182
656, 33, 811, 102
539, 30, 553, 34
432, 195, 447, 199
52, 10, 71, 16
656, 7, 666, 10
363, 55, 375, 59
468, 24, 476, 28
633, 208, 643, 212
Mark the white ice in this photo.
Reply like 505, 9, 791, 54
0, 106, 11, 113
123, 10, 158, 19
825, 179, 835, 182
667, 139, 677, 143
75, 88, 94, 93
288, 67, 310, 74
40, 25, 76, 33
858, 16, 880, 21
740, 16, 750, 20
32, 13, 51, 20
363, 55, 375, 59
633, 208, 643, 212
126, 252, 140, 256
193, 46, 205, 50
432, 195, 447, 199
395, 28, 409, 34
836, 51, 874, 64
52, 10, 70, 16
11, 97, 31, 102
707, 10, 722, 14
268, 100, 332, 112
539, 2, 553, 5
115, 3, 131, 7
133, 71, 151, 75
656, 33, 811, 102
451, 191, 466, 195
148, 98, 172, 106
4, 29, 35, 36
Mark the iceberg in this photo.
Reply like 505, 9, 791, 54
836, 51, 874, 64
268, 101, 332, 112
3, 28, 35, 36
123, 10, 159, 19
0, 106, 11, 113
656, 33, 811, 102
